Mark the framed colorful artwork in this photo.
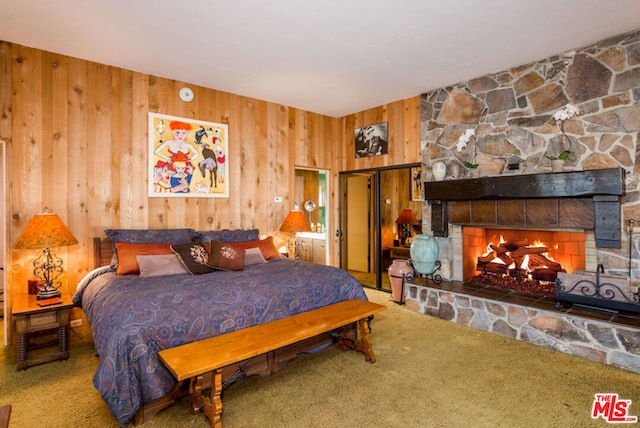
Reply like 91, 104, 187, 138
354, 122, 388, 158
148, 112, 229, 198
411, 166, 423, 201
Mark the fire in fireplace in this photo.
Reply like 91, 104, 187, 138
462, 228, 586, 297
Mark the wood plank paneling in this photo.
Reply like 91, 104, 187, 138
10, 45, 45, 313
0, 42, 12, 137
1, 40, 421, 343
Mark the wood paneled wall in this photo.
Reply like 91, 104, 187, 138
330, 100, 422, 263
0, 40, 421, 342
380, 168, 423, 248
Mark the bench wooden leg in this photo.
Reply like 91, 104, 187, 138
210, 369, 223, 427
337, 319, 376, 363
190, 375, 206, 414
190, 370, 223, 428
354, 318, 376, 363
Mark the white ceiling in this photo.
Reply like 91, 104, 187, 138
1, 1, 639, 117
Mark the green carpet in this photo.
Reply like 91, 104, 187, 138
1, 289, 639, 427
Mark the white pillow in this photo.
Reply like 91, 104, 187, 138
244, 247, 267, 265
137, 254, 189, 277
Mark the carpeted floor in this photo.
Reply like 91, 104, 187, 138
1, 288, 639, 427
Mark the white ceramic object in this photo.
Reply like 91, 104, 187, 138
432, 161, 446, 181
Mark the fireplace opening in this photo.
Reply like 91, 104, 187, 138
462, 228, 586, 297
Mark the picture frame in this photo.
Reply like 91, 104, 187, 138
148, 112, 229, 198
411, 166, 423, 201
354, 122, 388, 158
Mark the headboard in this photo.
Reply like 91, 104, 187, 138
93, 228, 261, 269
93, 237, 113, 268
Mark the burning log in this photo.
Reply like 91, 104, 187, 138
493, 244, 508, 254
478, 252, 496, 263
477, 262, 508, 274
475, 238, 565, 286
501, 240, 529, 252
531, 268, 559, 282
527, 254, 563, 272
510, 246, 549, 258
496, 253, 514, 266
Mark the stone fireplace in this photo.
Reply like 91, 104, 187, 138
422, 167, 627, 303
427, 167, 623, 276
419, 28, 640, 283
406, 27, 640, 375
403, 168, 640, 373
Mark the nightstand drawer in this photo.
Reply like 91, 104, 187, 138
27, 311, 59, 329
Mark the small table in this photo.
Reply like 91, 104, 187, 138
389, 246, 411, 260
12, 293, 74, 371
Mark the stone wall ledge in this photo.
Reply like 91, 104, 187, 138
405, 280, 640, 374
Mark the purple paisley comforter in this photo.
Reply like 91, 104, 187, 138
73, 258, 367, 426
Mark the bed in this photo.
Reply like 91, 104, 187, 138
72, 228, 368, 427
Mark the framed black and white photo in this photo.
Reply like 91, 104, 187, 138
354, 122, 388, 158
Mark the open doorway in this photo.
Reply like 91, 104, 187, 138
294, 167, 329, 264
340, 163, 422, 291
343, 172, 375, 275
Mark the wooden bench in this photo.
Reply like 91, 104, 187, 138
159, 299, 386, 427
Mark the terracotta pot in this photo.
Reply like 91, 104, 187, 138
387, 259, 413, 303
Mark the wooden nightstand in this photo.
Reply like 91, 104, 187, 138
12, 293, 74, 371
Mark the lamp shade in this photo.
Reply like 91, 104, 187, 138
279, 208, 312, 233
13, 212, 79, 250
395, 209, 418, 225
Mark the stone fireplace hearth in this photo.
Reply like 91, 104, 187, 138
404, 277, 640, 374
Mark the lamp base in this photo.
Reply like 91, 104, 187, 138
36, 288, 62, 300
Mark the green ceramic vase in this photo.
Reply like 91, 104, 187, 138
410, 234, 439, 274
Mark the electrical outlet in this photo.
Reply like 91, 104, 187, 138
70, 319, 83, 328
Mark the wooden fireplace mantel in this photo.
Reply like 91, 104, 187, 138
424, 168, 625, 248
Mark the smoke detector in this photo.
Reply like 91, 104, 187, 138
179, 87, 194, 102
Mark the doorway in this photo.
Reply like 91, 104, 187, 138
340, 163, 422, 291
344, 173, 375, 273
294, 167, 329, 264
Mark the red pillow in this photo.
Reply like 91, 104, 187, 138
114, 242, 174, 275
227, 236, 281, 260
